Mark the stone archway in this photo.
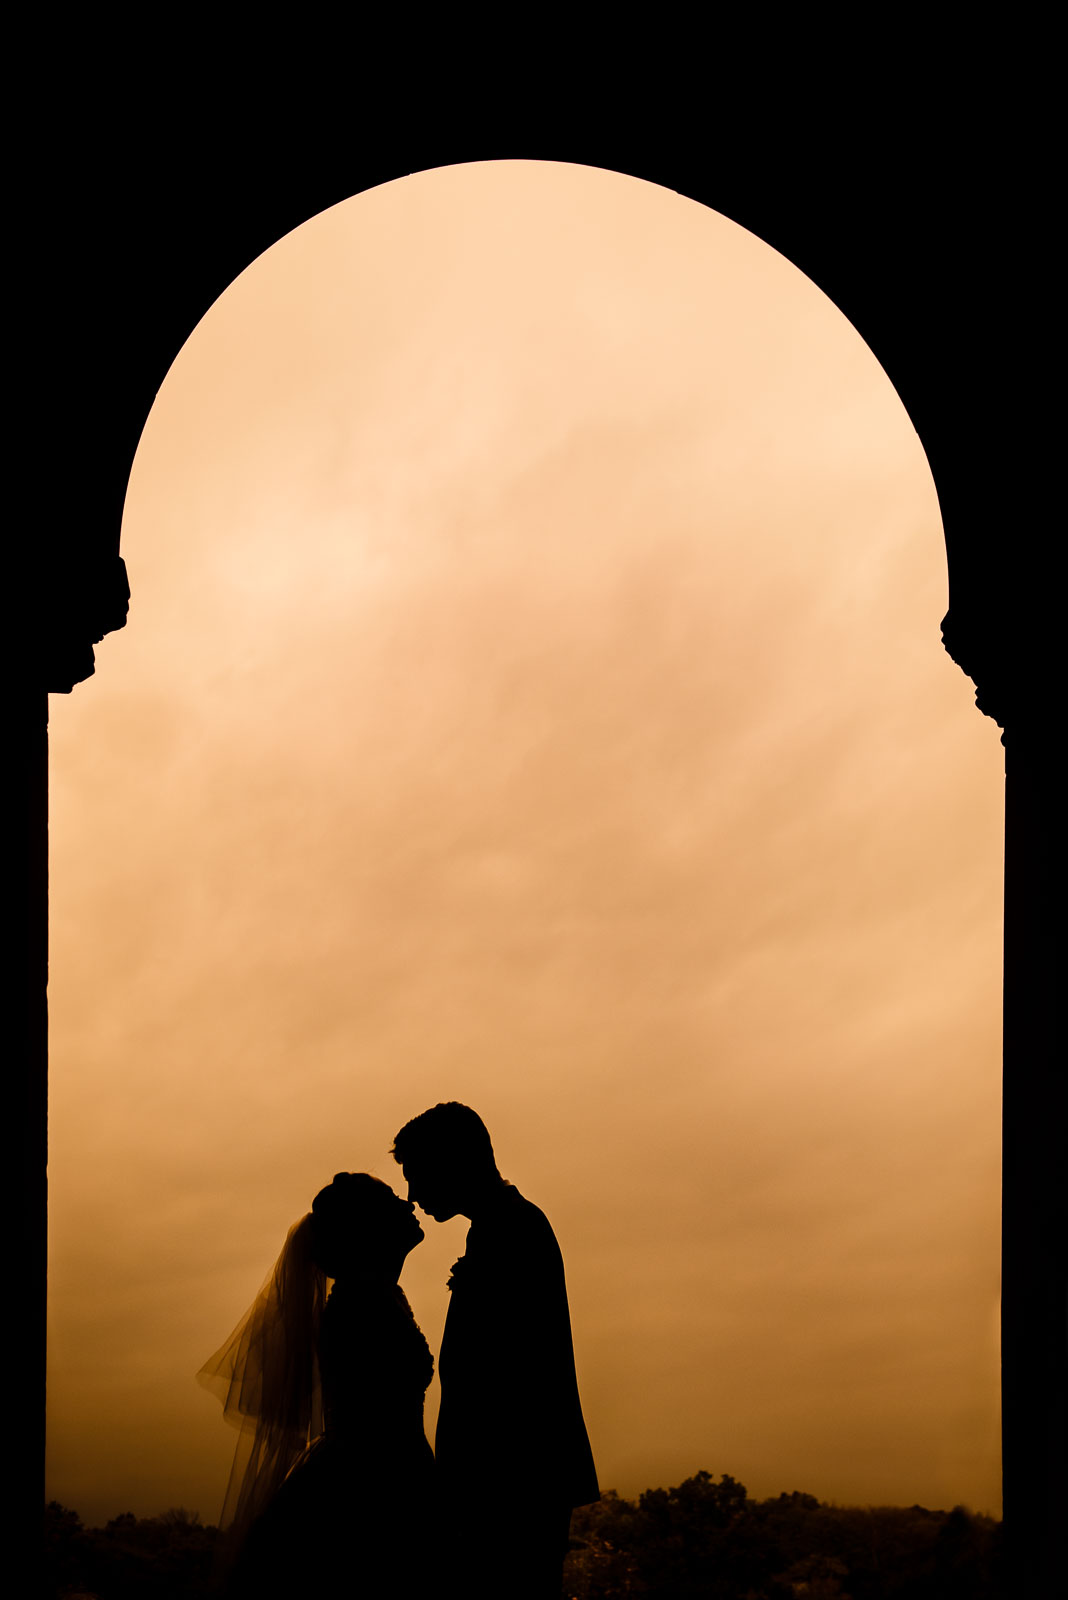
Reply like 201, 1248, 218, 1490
25, 126, 1060, 1593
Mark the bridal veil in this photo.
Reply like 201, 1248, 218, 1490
197, 1213, 328, 1542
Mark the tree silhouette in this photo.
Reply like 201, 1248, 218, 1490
43, 1475, 1003, 1598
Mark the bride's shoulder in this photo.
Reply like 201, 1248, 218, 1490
325, 1281, 427, 1332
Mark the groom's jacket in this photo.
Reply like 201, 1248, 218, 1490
436, 1181, 599, 1510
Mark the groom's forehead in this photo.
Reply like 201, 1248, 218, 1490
403, 1154, 447, 1178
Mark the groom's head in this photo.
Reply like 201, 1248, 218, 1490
392, 1102, 499, 1221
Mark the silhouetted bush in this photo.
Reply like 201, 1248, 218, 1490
44, 1502, 219, 1599
44, 1476, 1002, 1598
563, 1477, 1002, 1598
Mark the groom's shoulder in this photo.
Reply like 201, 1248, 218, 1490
501, 1182, 545, 1222
500, 1184, 563, 1255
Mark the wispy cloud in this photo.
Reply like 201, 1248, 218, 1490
48, 160, 1002, 1524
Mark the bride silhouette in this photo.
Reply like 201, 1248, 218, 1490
198, 1173, 436, 1597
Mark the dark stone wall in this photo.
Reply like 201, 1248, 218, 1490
21, 85, 1053, 713
16, 59, 1060, 1593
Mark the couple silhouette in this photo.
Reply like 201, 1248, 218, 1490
199, 1102, 599, 1598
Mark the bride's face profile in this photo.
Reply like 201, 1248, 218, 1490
375, 1185, 425, 1258
312, 1173, 424, 1279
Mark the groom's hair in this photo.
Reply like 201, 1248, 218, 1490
391, 1102, 497, 1172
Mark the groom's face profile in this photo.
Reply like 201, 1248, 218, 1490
401, 1158, 462, 1223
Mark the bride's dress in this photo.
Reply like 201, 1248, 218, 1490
204, 1246, 437, 1599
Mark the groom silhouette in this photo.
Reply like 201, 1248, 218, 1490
392, 1102, 598, 1599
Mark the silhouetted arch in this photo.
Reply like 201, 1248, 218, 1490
23, 118, 1060, 1595
53, 153, 984, 701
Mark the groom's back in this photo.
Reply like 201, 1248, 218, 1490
437, 1183, 599, 1509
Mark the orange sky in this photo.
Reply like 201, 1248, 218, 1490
46, 160, 1004, 1525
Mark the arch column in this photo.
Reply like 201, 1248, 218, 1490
1000, 729, 1063, 1590
17, 552, 129, 1554
942, 599, 1064, 1594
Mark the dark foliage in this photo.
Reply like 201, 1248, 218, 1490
44, 1502, 219, 1600
564, 1477, 1003, 1599
43, 1476, 1002, 1599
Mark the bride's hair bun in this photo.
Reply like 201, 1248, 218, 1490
309, 1172, 385, 1273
